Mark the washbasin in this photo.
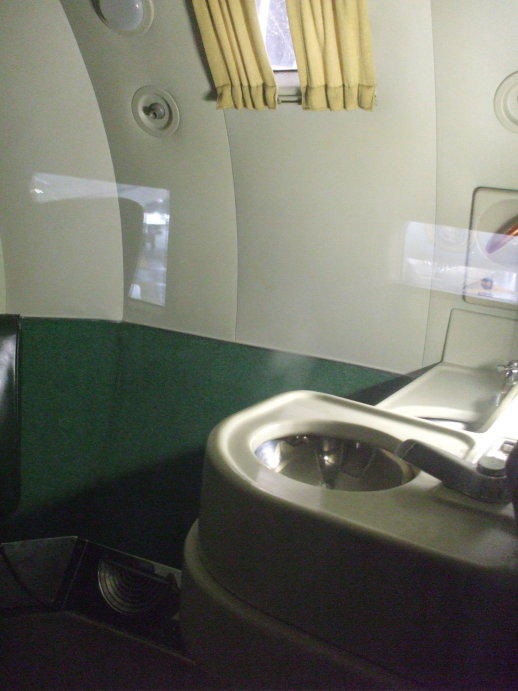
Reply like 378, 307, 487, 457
182, 390, 518, 688
255, 433, 415, 490
377, 361, 518, 433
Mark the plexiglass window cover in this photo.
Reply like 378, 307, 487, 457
256, 0, 296, 71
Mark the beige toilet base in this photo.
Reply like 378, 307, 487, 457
180, 522, 414, 690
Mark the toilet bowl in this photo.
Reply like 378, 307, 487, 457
180, 390, 518, 688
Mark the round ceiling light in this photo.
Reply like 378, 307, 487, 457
94, 0, 154, 34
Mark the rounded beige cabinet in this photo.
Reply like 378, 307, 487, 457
180, 391, 518, 689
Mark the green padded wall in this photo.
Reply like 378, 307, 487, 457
1, 318, 408, 567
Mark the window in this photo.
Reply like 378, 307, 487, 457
255, 0, 300, 98
193, 0, 375, 110
256, 0, 295, 71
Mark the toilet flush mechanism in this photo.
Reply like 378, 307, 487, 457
131, 86, 180, 137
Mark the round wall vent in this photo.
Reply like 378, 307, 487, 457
494, 72, 518, 133
132, 86, 180, 137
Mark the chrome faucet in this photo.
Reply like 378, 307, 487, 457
495, 360, 518, 406
396, 439, 512, 504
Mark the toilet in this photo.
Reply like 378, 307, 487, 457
180, 390, 518, 689
181, 521, 405, 690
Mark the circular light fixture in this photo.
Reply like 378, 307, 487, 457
494, 72, 518, 134
94, 0, 154, 35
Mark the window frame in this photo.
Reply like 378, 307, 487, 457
275, 69, 300, 103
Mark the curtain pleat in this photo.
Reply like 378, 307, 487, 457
286, 0, 376, 111
192, 0, 277, 110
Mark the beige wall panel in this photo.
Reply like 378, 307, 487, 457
230, 0, 436, 373
5, 1, 515, 372
424, 0, 518, 365
61, 0, 238, 341
0, 0, 123, 319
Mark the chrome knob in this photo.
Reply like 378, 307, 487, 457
143, 102, 166, 120
497, 360, 518, 384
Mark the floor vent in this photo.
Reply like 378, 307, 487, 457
98, 558, 175, 615
1, 537, 183, 651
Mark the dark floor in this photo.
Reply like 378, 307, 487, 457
0, 611, 225, 690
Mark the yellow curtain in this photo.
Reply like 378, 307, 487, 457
192, 0, 277, 110
286, 0, 376, 111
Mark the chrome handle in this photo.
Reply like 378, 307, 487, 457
396, 439, 510, 504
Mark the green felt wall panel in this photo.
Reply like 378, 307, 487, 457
1, 318, 407, 566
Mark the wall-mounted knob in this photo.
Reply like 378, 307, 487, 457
497, 360, 518, 384
143, 103, 166, 120
132, 86, 180, 137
